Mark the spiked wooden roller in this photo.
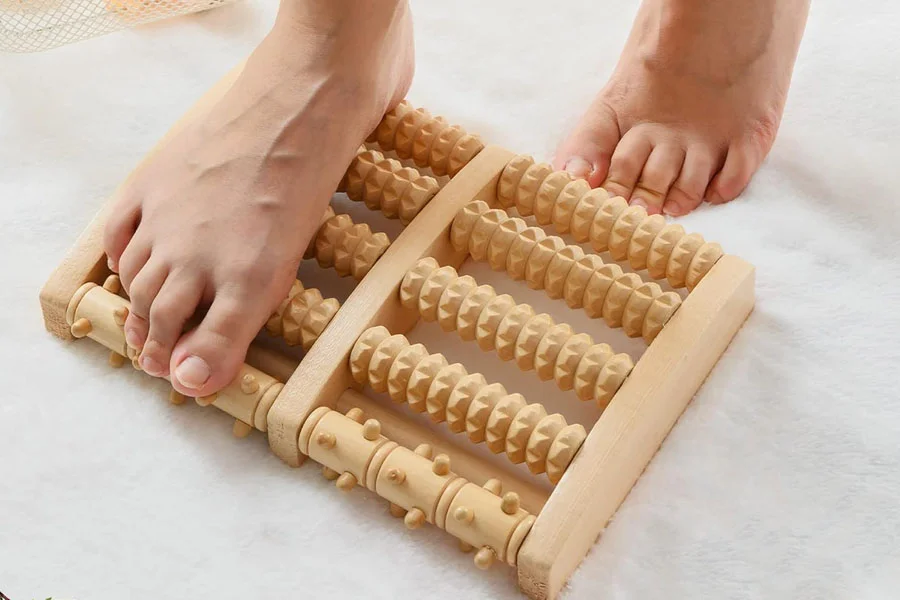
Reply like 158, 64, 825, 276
40, 65, 755, 600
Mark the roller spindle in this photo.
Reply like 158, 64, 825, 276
399, 258, 635, 408
496, 155, 724, 290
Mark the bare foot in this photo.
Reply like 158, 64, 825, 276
554, 0, 809, 216
103, 0, 414, 396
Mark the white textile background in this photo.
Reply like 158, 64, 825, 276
2, 1, 899, 598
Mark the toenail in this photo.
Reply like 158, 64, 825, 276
663, 201, 688, 216
564, 157, 593, 179
630, 197, 648, 209
125, 327, 144, 350
141, 354, 163, 376
175, 355, 211, 390
107, 256, 115, 271
706, 191, 724, 205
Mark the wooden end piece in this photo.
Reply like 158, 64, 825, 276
516, 254, 755, 599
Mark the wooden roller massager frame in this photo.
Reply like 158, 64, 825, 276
40, 65, 755, 599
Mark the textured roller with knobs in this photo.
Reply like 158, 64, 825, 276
41, 62, 755, 600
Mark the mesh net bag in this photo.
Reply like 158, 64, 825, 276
0, 0, 235, 52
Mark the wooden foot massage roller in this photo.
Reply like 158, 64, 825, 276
40, 66, 755, 600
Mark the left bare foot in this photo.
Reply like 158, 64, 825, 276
104, 0, 414, 396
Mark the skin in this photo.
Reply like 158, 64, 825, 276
104, 0, 413, 397
554, 0, 810, 216
104, 0, 808, 396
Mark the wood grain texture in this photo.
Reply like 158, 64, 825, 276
39, 61, 246, 339
336, 388, 549, 515
349, 326, 586, 484
517, 255, 755, 600
267, 145, 515, 466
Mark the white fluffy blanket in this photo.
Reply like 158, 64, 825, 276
2, 1, 899, 598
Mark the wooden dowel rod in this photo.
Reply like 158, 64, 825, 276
337, 388, 550, 514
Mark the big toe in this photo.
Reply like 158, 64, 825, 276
554, 98, 621, 187
138, 272, 205, 378
169, 290, 274, 398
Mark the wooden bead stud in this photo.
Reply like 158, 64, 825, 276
362, 419, 381, 441
169, 389, 186, 405
232, 420, 253, 439
414, 443, 433, 459
195, 394, 217, 407
389, 504, 407, 518
102, 274, 121, 293
454, 506, 475, 524
432, 454, 451, 476
404, 507, 426, 530
108, 351, 125, 368
386, 467, 406, 485
322, 467, 339, 481
501, 492, 520, 515
316, 431, 336, 449
345, 407, 365, 423
240, 374, 259, 395
70, 317, 92, 338
336, 472, 357, 492
112, 306, 128, 327
474, 547, 495, 570
482, 479, 502, 496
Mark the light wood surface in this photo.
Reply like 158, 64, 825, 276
495, 154, 724, 290
349, 326, 586, 484
264, 278, 341, 350
517, 254, 755, 599
336, 388, 549, 514
369, 101, 486, 177
451, 199, 682, 342
312, 210, 391, 280
399, 258, 635, 407
299, 405, 536, 569
266, 145, 515, 466
344, 147, 441, 224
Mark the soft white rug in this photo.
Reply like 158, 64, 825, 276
2, 1, 899, 598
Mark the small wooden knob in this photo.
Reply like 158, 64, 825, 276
113, 306, 129, 327
432, 454, 451, 476
70, 317, 92, 338
389, 503, 407, 518
459, 541, 474, 553
169, 389, 186, 405
345, 407, 365, 423
336, 472, 357, 492
453, 506, 474, 524
482, 478, 502, 496
474, 547, 495, 570
322, 467, 339, 481
316, 431, 336, 449
102, 274, 121, 293
404, 507, 426, 530
386, 467, 406, 485
240, 374, 259, 395
232, 420, 253, 438
108, 352, 126, 368
362, 419, 381, 441
414, 443, 433, 459
195, 393, 217, 407
131, 357, 141, 371
501, 492, 520, 515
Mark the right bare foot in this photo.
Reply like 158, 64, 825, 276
103, 0, 414, 397
554, 0, 808, 216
